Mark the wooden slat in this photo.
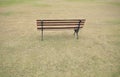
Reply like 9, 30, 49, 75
36, 19, 84, 21
36, 20, 85, 23
37, 26, 77, 28
37, 26, 83, 29
36, 22, 85, 26
37, 24, 84, 26
37, 21, 79, 23
37, 20, 85, 24
37, 22, 84, 26
37, 23, 84, 26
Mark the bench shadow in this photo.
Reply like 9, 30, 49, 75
45, 34, 74, 41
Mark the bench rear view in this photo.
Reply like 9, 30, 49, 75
36, 19, 86, 40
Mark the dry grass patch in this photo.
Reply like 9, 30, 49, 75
0, 0, 120, 77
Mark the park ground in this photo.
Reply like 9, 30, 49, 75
0, 0, 120, 77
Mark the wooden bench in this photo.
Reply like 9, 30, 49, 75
36, 19, 86, 40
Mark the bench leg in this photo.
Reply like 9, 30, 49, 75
74, 28, 79, 39
76, 32, 79, 39
41, 29, 43, 41
74, 28, 77, 37
73, 31, 76, 36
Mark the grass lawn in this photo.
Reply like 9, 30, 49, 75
0, 0, 120, 77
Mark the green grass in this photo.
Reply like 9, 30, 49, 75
108, 2, 120, 6
0, 0, 120, 77
32, 3, 51, 7
0, 11, 13, 16
111, 20, 120, 25
65, 0, 97, 2
0, 0, 32, 6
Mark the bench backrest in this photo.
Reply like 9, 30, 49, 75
36, 19, 85, 29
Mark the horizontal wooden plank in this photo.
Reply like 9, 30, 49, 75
37, 21, 79, 23
37, 26, 83, 29
37, 23, 84, 26
37, 22, 85, 24
36, 19, 85, 21
37, 22, 85, 25
37, 25, 77, 27
37, 21, 85, 23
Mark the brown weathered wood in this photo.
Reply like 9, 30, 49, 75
37, 26, 83, 29
37, 19, 84, 21
37, 24, 84, 26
